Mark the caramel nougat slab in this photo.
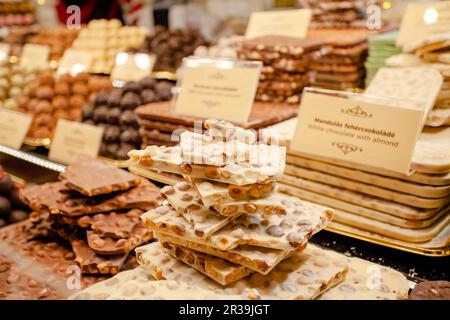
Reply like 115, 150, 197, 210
128, 145, 285, 186
141, 195, 333, 251
136, 242, 348, 300
156, 232, 292, 275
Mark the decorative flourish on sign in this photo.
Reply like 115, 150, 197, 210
208, 71, 226, 80
202, 100, 220, 109
332, 142, 363, 155
341, 105, 372, 118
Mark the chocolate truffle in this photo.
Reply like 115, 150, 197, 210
74, 72, 90, 83
119, 129, 140, 144
107, 107, 121, 124
35, 100, 52, 113
34, 113, 53, 126
104, 125, 121, 142
155, 81, 172, 100
105, 143, 119, 157
119, 109, 138, 127
116, 143, 135, 160
9, 210, 28, 223
141, 89, 156, 104
122, 81, 141, 94
95, 91, 110, 106
120, 92, 142, 109
72, 82, 89, 96
84, 119, 96, 126
36, 86, 54, 100
107, 90, 123, 108
139, 77, 157, 90
0, 218, 5, 228
54, 82, 71, 96
38, 72, 54, 87
0, 175, 13, 195
69, 94, 85, 109
52, 96, 69, 110
93, 105, 109, 123
0, 196, 11, 217
82, 104, 94, 120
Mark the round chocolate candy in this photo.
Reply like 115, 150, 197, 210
119, 129, 139, 144
107, 107, 121, 125
92, 105, 109, 123
104, 125, 121, 143
107, 90, 123, 108
36, 86, 54, 100
139, 77, 157, 90
105, 143, 120, 157
72, 82, 89, 96
9, 210, 28, 223
155, 81, 172, 100
35, 100, 52, 113
141, 89, 156, 104
116, 143, 136, 160
119, 109, 138, 127
82, 104, 94, 120
120, 92, 142, 110
0, 196, 11, 217
95, 91, 110, 106
84, 119, 96, 126
122, 81, 141, 94
54, 82, 71, 96
0, 175, 13, 195
0, 218, 6, 228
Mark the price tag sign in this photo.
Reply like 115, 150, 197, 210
19, 44, 49, 70
173, 57, 262, 124
397, 1, 450, 47
290, 88, 424, 175
0, 43, 10, 63
245, 9, 311, 39
0, 109, 32, 149
49, 119, 104, 165
111, 52, 156, 82
57, 49, 94, 76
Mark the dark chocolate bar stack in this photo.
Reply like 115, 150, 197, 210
134, 25, 208, 73
237, 35, 324, 104
18, 155, 161, 277
308, 30, 369, 90
82, 77, 174, 160
298, 0, 382, 29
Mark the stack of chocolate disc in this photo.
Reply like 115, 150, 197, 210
18, 155, 161, 277
237, 35, 324, 104
308, 30, 368, 90
75, 118, 410, 300
298, 0, 382, 29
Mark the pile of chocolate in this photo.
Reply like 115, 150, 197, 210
82, 77, 174, 160
0, 61, 38, 109
27, 27, 79, 61
299, 0, 382, 29
15, 71, 112, 139
135, 25, 208, 72
0, 1, 35, 27
238, 35, 324, 104
308, 30, 368, 90
0, 166, 29, 229
2, 25, 39, 57
19, 155, 161, 277
71, 19, 147, 74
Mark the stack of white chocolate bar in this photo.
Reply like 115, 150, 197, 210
262, 115, 450, 254
70, 119, 409, 300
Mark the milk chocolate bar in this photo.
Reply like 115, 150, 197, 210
77, 209, 142, 238
70, 237, 129, 275
240, 35, 324, 57
20, 179, 161, 217
128, 145, 285, 186
59, 155, 141, 197
86, 223, 152, 256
